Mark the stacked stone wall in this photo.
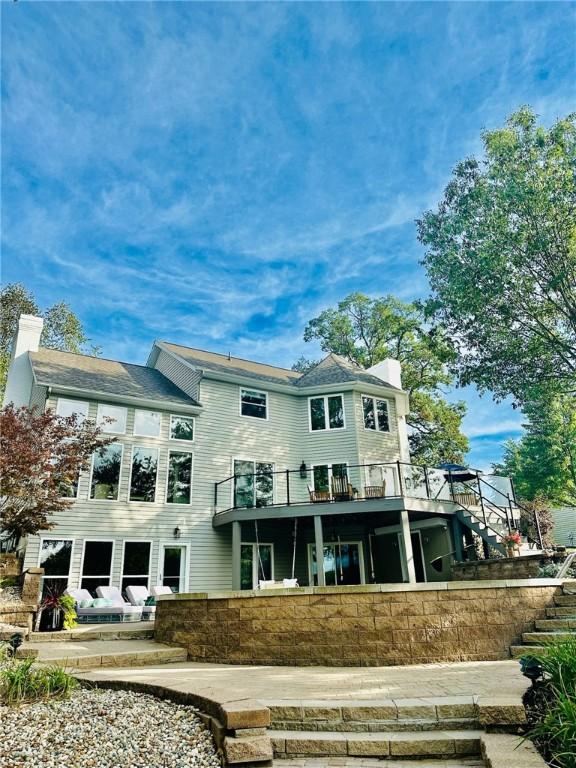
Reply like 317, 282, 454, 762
452, 553, 565, 581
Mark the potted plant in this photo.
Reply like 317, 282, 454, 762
38, 587, 78, 632
502, 531, 522, 558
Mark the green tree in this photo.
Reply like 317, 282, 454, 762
0, 284, 97, 399
300, 293, 469, 465
417, 107, 576, 405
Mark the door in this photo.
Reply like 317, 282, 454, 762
159, 545, 186, 593
309, 542, 364, 586
240, 543, 273, 589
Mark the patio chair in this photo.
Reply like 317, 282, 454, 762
66, 588, 143, 624
307, 484, 331, 503
95, 586, 145, 622
124, 585, 156, 620
331, 475, 354, 501
365, 480, 386, 498
150, 585, 173, 598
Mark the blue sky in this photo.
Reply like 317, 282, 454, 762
2, 2, 575, 469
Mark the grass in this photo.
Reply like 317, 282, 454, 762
0, 658, 78, 706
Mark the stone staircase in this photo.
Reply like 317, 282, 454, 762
510, 580, 576, 658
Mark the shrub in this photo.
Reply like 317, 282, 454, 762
0, 658, 78, 705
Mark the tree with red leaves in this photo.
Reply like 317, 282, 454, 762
0, 405, 112, 549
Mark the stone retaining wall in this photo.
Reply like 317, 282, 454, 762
155, 579, 561, 667
451, 553, 565, 581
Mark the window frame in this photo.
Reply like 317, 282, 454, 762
308, 394, 345, 432
361, 394, 391, 433
311, 462, 349, 495
89, 442, 124, 502
232, 457, 275, 509
128, 445, 159, 503
169, 414, 195, 442
239, 388, 269, 421
96, 403, 128, 435
120, 539, 153, 593
56, 398, 89, 423
38, 537, 75, 595
133, 409, 162, 439
165, 450, 194, 505
78, 538, 115, 593
307, 540, 365, 586
240, 542, 275, 589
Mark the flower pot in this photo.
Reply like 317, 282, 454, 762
39, 606, 64, 632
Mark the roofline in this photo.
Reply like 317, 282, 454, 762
157, 340, 302, 377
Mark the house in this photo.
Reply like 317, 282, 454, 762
3, 314, 521, 597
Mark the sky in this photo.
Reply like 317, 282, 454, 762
2, 1, 575, 470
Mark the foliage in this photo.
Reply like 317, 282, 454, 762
0, 658, 78, 705
40, 587, 78, 631
0, 405, 112, 547
418, 107, 576, 406
299, 293, 469, 465
539, 562, 576, 579
0, 283, 99, 400
291, 356, 320, 374
518, 496, 556, 549
501, 531, 522, 547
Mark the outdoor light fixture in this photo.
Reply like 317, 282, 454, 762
520, 656, 543, 686
173, 526, 181, 539
299, 461, 307, 479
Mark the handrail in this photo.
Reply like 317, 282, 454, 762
556, 551, 576, 580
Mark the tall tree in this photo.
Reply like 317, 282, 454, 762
0, 283, 97, 399
300, 293, 469, 465
417, 107, 576, 405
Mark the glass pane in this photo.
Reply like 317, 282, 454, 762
234, 460, 254, 508
123, 542, 151, 576
121, 576, 149, 595
170, 415, 194, 441
130, 447, 158, 502
241, 390, 267, 419
328, 396, 344, 429
313, 465, 329, 492
362, 396, 376, 430
166, 452, 192, 504
81, 577, 111, 598
162, 547, 182, 592
336, 544, 361, 585
310, 398, 325, 431
311, 545, 336, 586
332, 464, 348, 480
97, 404, 127, 434
241, 544, 254, 590
56, 399, 89, 423
59, 473, 79, 498
134, 410, 161, 437
257, 545, 272, 581
82, 541, 113, 577
41, 577, 68, 600
255, 462, 273, 507
376, 399, 389, 432
40, 540, 72, 576
90, 444, 122, 500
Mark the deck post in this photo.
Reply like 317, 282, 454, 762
314, 515, 326, 586
232, 520, 242, 590
451, 516, 464, 562
400, 509, 417, 584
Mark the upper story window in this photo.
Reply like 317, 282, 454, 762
134, 409, 161, 438
309, 394, 345, 431
170, 415, 194, 441
90, 444, 123, 500
97, 404, 127, 434
362, 395, 390, 433
166, 451, 193, 504
129, 446, 159, 502
240, 388, 268, 420
56, 398, 89, 423
233, 459, 274, 508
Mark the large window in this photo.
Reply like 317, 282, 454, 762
240, 389, 268, 420
121, 541, 151, 594
96, 404, 127, 434
166, 451, 193, 504
170, 415, 194, 441
362, 395, 390, 432
129, 447, 158, 502
309, 395, 345, 431
90, 444, 123, 500
312, 463, 348, 498
309, 542, 363, 586
80, 541, 114, 596
233, 459, 274, 508
241, 543, 273, 589
134, 410, 161, 438
39, 539, 73, 597
56, 398, 89, 423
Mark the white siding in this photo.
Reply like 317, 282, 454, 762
154, 348, 203, 402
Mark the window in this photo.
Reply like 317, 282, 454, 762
59, 473, 80, 499
96, 404, 127, 434
80, 541, 114, 596
362, 395, 390, 432
39, 539, 72, 597
233, 459, 274, 508
90, 444, 123, 500
241, 543, 273, 589
309, 395, 344, 431
129, 447, 158, 502
240, 389, 268, 420
312, 463, 348, 497
56, 398, 89, 423
121, 541, 151, 594
309, 542, 364, 586
134, 410, 161, 438
166, 451, 193, 504
170, 415, 194, 441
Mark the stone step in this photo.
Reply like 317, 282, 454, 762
535, 618, 576, 631
562, 580, 576, 592
522, 631, 576, 644
24, 638, 186, 669
270, 718, 479, 732
271, 729, 482, 758
30, 623, 155, 643
546, 606, 576, 618
554, 595, 576, 606
510, 645, 549, 658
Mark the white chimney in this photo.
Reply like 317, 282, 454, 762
3, 314, 44, 408
367, 358, 402, 389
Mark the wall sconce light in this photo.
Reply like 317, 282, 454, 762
173, 526, 181, 539
299, 461, 307, 479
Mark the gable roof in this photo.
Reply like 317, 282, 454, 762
30, 348, 198, 407
295, 353, 400, 390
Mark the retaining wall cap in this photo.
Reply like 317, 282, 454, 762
24, 568, 44, 574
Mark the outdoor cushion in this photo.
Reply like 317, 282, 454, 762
65, 588, 93, 605
283, 579, 299, 588
96, 586, 127, 607
76, 604, 142, 617
150, 586, 173, 597
125, 585, 151, 607
79, 599, 94, 608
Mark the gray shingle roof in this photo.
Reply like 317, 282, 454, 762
30, 348, 198, 407
295, 353, 400, 389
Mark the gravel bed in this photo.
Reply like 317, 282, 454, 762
0, 687, 223, 767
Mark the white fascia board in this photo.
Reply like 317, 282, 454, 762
374, 517, 449, 536
37, 382, 202, 414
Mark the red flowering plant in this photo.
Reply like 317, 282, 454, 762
502, 531, 522, 548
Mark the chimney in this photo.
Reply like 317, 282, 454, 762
366, 358, 402, 389
3, 314, 44, 407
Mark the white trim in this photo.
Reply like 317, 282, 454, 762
307, 540, 365, 586
157, 541, 190, 593
120, 539, 154, 591
239, 387, 269, 421
55, 397, 89, 422
89, 442, 124, 502
133, 409, 162, 439
78, 538, 116, 590
37, 537, 75, 592
169, 414, 195, 442
96, 403, 128, 435
361, 394, 391, 433
308, 393, 346, 432
128, 444, 159, 503
231, 456, 275, 509
240, 542, 275, 589
165, 450, 194, 505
